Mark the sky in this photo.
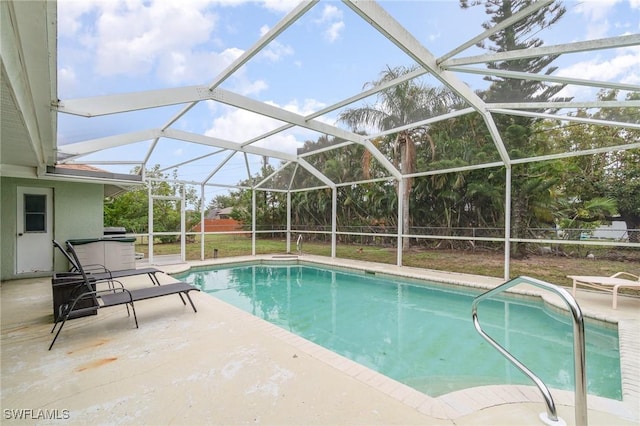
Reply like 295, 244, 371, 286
55, 0, 640, 201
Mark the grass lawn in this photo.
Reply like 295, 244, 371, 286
137, 234, 640, 290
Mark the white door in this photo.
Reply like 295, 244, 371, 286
16, 187, 53, 273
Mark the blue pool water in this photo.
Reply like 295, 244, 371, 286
177, 263, 622, 399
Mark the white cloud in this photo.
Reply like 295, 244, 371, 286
238, 80, 269, 96
158, 47, 244, 85
257, 25, 294, 62
58, 66, 77, 93
206, 108, 280, 142
59, 0, 282, 89
314, 4, 345, 43
260, 0, 300, 14
57, 0, 103, 38
573, 0, 625, 38
555, 46, 640, 99
319, 4, 342, 22
557, 48, 640, 82
58, 0, 224, 83
428, 31, 441, 42
260, 40, 294, 62
93, 2, 217, 78
574, 0, 622, 21
205, 107, 300, 156
325, 21, 345, 43
281, 98, 328, 116
257, 23, 296, 62
204, 98, 329, 155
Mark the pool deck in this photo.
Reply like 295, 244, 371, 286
1, 255, 638, 425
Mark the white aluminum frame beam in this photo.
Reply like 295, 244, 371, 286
510, 142, 640, 164
296, 158, 336, 189
159, 148, 228, 173
443, 34, 640, 67
55, 85, 211, 117
371, 107, 476, 139
489, 101, 640, 110
162, 128, 297, 161
489, 108, 640, 130
448, 66, 640, 93
57, 129, 161, 159
207, 88, 367, 145
203, 151, 237, 185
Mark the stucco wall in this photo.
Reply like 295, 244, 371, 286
0, 177, 104, 281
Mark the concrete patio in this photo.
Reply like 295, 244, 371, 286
2, 256, 638, 425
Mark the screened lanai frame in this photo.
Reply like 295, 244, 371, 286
54, 0, 640, 279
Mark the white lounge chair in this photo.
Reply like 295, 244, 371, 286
567, 272, 640, 309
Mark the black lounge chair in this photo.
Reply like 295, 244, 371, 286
49, 242, 199, 350
52, 240, 162, 285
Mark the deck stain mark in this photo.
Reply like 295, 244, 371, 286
66, 338, 110, 355
76, 357, 118, 372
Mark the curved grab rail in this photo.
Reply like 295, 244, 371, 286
471, 276, 587, 426
296, 234, 303, 255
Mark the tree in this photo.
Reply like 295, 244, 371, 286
338, 65, 455, 250
225, 163, 289, 234
560, 91, 640, 242
104, 165, 200, 243
461, 0, 568, 258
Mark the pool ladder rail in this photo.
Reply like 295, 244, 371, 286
471, 276, 587, 426
296, 234, 303, 256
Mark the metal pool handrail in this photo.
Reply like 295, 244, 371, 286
471, 276, 587, 426
296, 234, 303, 255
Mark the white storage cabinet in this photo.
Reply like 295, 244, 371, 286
68, 238, 136, 272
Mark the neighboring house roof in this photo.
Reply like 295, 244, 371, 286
55, 164, 107, 173
206, 207, 234, 219
46, 164, 143, 197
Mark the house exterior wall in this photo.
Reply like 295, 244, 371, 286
1, 177, 104, 281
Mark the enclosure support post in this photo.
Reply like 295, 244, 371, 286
251, 189, 256, 256
332, 187, 337, 258
504, 166, 512, 280
287, 191, 292, 254
148, 183, 154, 264
200, 184, 205, 261
396, 178, 403, 267
180, 185, 186, 262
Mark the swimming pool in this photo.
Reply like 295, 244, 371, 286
176, 263, 622, 400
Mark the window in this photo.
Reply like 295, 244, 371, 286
24, 194, 47, 232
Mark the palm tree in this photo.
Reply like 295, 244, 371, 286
338, 65, 455, 250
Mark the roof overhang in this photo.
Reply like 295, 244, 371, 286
0, 0, 57, 176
